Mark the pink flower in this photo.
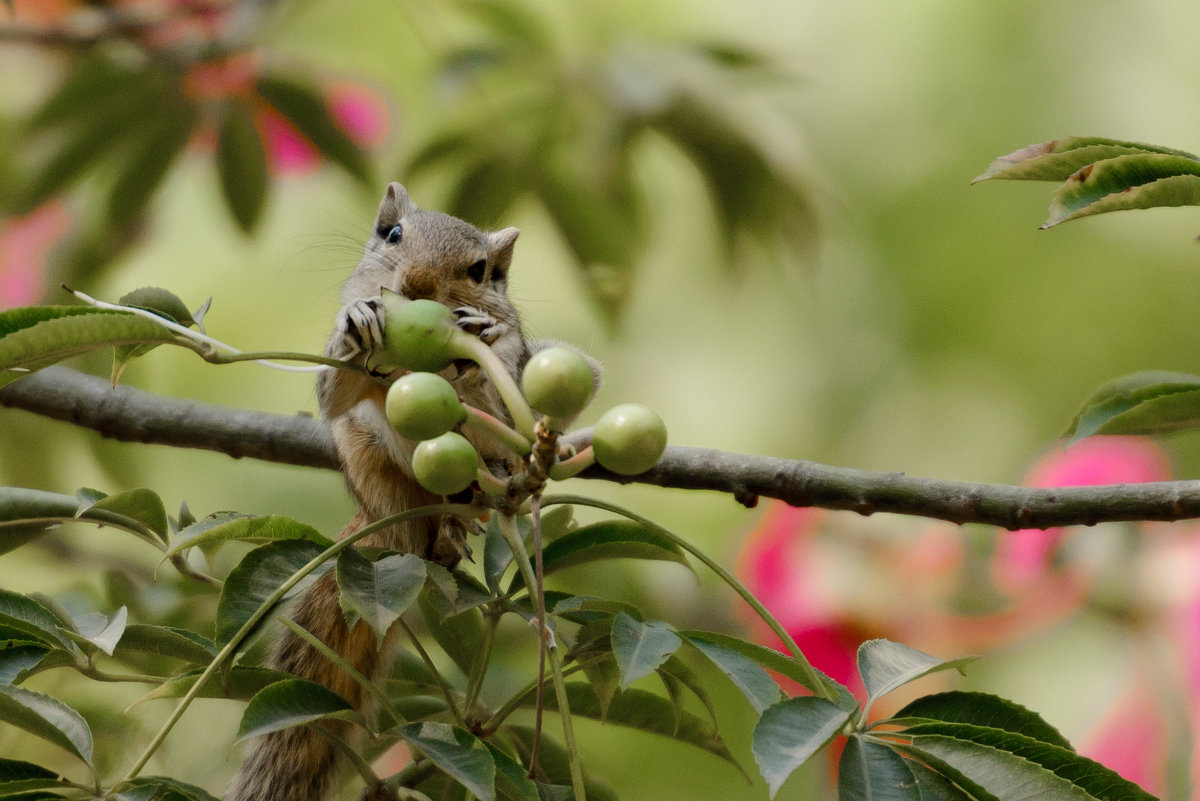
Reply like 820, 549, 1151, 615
0, 203, 71, 307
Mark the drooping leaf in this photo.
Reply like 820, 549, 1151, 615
484, 513, 528, 592
336, 549, 425, 643
236, 679, 361, 742
973, 137, 1199, 183
507, 520, 690, 594
686, 635, 782, 715
113, 625, 215, 666
858, 639, 976, 717
106, 103, 196, 228
682, 630, 847, 699
67, 606, 127, 656
0, 588, 80, 655
168, 514, 331, 557
0, 643, 51, 684
115, 776, 222, 801
215, 540, 330, 648
1064, 370, 1200, 442
543, 683, 743, 771
132, 666, 293, 706
610, 612, 681, 690
256, 73, 373, 184
895, 721, 1157, 801
80, 488, 169, 542
484, 742, 540, 801
216, 101, 269, 234
837, 734, 921, 801
890, 691, 1072, 751
752, 696, 853, 798
418, 577, 485, 677
1043, 153, 1200, 228
396, 722, 496, 801
0, 758, 70, 798
498, 725, 619, 801
655, 654, 718, 728
0, 684, 93, 770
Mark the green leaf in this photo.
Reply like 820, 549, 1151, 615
896, 721, 1157, 801
80, 488, 169, 542
890, 691, 1072, 751
113, 624, 215, 666
397, 722, 496, 801
752, 696, 853, 798
484, 742, 540, 801
0, 588, 80, 655
336, 549, 425, 643
858, 639, 976, 717
507, 520, 690, 593
0, 758, 69, 798
610, 612, 681, 690
544, 683, 743, 771
168, 514, 332, 556
236, 679, 361, 742
580, 653, 621, 722
216, 101, 270, 233
418, 577, 485, 677
115, 776, 222, 801
111, 287, 198, 382
686, 635, 782, 715
837, 734, 921, 801
1064, 370, 1200, 441
973, 137, 1198, 183
0, 643, 51, 684
904, 758, 979, 801
256, 73, 373, 184
68, 606, 127, 656
0, 310, 176, 386
132, 666, 293, 706
656, 655, 719, 728
1043, 153, 1200, 228
215, 540, 330, 648
0, 684, 93, 770
682, 630, 847, 699
106, 103, 196, 227
483, 513, 528, 592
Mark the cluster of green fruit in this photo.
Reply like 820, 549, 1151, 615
376, 293, 667, 497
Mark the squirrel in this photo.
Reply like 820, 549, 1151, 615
228, 183, 561, 801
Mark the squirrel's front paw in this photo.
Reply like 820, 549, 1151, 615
453, 305, 508, 345
333, 297, 385, 358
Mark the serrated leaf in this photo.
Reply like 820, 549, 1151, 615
859, 640, 977, 718
113, 624, 215, 666
336, 549, 425, 643
896, 721, 1157, 801
543, 683, 743, 771
0, 589, 79, 655
1043, 153, 1200, 228
611, 612, 681, 690
485, 742, 540, 801
890, 691, 1072, 751
656, 654, 718, 728
396, 722, 496, 801
215, 540, 330, 648
115, 776, 221, 801
168, 514, 331, 556
236, 679, 361, 742
0, 758, 68, 798
973, 137, 1198, 183
752, 696, 853, 798
905, 758, 979, 801
131, 666, 293, 707
1065, 370, 1200, 442
507, 520, 690, 594
0, 643, 51, 684
0, 310, 176, 386
838, 734, 921, 801
681, 630, 847, 700
256, 73, 373, 184
216, 101, 269, 233
686, 635, 782, 715
0, 684, 93, 770
80, 488, 169, 542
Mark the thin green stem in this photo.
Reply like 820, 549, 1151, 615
545, 645, 586, 801
463, 404, 532, 456
542, 494, 837, 703
398, 617, 466, 729
78, 667, 164, 684
547, 446, 595, 481
482, 655, 597, 731
454, 336, 537, 439
278, 616, 403, 729
463, 607, 501, 718
120, 503, 469, 783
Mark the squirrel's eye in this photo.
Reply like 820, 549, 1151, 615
467, 259, 487, 284
385, 225, 403, 245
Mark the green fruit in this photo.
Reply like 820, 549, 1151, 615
412, 431, 479, 495
522, 346, 596, 419
386, 372, 467, 440
592, 403, 667, 475
378, 292, 462, 372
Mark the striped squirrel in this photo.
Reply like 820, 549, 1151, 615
228, 183, 561, 801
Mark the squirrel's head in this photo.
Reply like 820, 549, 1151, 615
359, 182, 520, 309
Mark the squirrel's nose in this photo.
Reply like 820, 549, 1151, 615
399, 267, 439, 301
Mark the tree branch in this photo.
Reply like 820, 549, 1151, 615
4, 367, 1200, 530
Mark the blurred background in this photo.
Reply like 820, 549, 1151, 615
3, 0, 1200, 798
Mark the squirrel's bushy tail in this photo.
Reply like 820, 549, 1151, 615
226, 515, 381, 801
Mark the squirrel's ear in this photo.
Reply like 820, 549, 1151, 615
375, 182, 418, 232
489, 226, 520, 269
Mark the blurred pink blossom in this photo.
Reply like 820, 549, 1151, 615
0, 203, 71, 307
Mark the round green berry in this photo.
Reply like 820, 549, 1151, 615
522, 346, 596, 419
592, 403, 667, 475
378, 293, 461, 372
386, 372, 467, 440
412, 432, 479, 495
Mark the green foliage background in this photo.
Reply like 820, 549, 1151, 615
3, 0, 1200, 798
